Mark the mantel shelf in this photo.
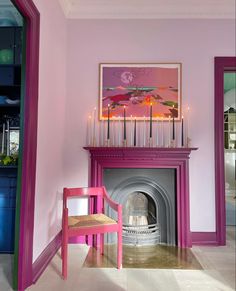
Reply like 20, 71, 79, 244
84, 146, 198, 160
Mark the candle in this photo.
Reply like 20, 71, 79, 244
1, 123, 5, 154
130, 115, 133, 146
93, 107, 96, 146
87, 115, 92, 146
172, 105, 175, 140
143, 116, 146, 147
181, 115, 184, 147
156, 118, 158, 147
123, 106, 126, 141
134, 117, 137, 146
168, 115, 171, 147
111, 116, 115, 146
149, 103, 152, 138
107, 104, 110, 140
186, 106, 190, 145
100, 119, 104, 146
118, 116, 121, 146
161, 117, 164, 146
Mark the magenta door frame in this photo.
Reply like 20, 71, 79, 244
12, 0, 40, 290
214, 57, 236, 246
84, 147, 197, 248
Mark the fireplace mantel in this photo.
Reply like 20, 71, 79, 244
84, 147, 197, 159
84, 146, 198, 248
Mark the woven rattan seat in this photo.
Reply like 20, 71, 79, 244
68, 214, 117, 228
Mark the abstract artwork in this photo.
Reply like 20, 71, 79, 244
99, 63, 182, 120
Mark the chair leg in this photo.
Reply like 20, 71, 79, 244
62, 231, 68, 280
117, 230, 122, 269
100, 234, 104, 255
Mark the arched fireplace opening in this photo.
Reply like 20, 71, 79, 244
104, 168, 176, 246
123, 191, 160, 245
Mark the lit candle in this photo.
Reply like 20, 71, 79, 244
123, 106, 126, 141
87, 115, 92, 146
134, 117, 137, 146
93, 107, 96, 146
107, 104, 110, 140
149, 103, 152, 138
172, 105, 175, 140
186, 106, 190, 146
181, 115, 184, 147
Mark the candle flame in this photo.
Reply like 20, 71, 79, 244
89, 115, 92, 119
108, 104, 110, 107
150, 102, 152, 106
94, 107, 96, 110
182, 115, 184, 119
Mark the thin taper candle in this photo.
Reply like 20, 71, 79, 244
107, 104, 110, 140
172, 105, 175, 140
150, 103, 152, 138
143, 116, 146, 147
134, 117, 137, 146
123, 106, 126, 140
93, 107, 96, 146
181, 115, 184, 147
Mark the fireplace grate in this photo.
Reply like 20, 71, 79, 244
122, 223, 160, 245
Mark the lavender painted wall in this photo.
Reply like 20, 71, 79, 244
65, 19, 235, 232
32, 0, 67, 262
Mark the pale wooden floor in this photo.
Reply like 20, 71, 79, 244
0, 227, 235, 291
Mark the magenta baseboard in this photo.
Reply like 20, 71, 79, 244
32, 231, 62, 284
191, 232, 218, 245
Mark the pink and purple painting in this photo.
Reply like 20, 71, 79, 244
99, 63, 181, 121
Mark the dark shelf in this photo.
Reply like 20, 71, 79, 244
0, 165, 18, 169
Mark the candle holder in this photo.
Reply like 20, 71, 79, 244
123, 139, 127, 147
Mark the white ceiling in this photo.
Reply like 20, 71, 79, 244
59, 0, 236, 19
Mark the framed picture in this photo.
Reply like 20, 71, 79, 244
99, 63, 182, 120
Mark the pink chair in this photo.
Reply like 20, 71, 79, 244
61, 186, 122, 279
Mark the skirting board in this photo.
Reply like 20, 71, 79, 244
191, 232, 218, 245
32, 231, 62, 284
31, 231, 218, 284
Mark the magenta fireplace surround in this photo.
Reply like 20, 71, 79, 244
84, 147, 197, 248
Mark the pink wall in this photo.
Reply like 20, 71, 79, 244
65, 19, 235, 232
32, 0, 67, 262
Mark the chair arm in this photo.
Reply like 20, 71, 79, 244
103, 187, 120, 211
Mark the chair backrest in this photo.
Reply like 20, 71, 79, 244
63, 187, 105, 212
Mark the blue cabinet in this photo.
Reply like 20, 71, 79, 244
0, 167, 17, 253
